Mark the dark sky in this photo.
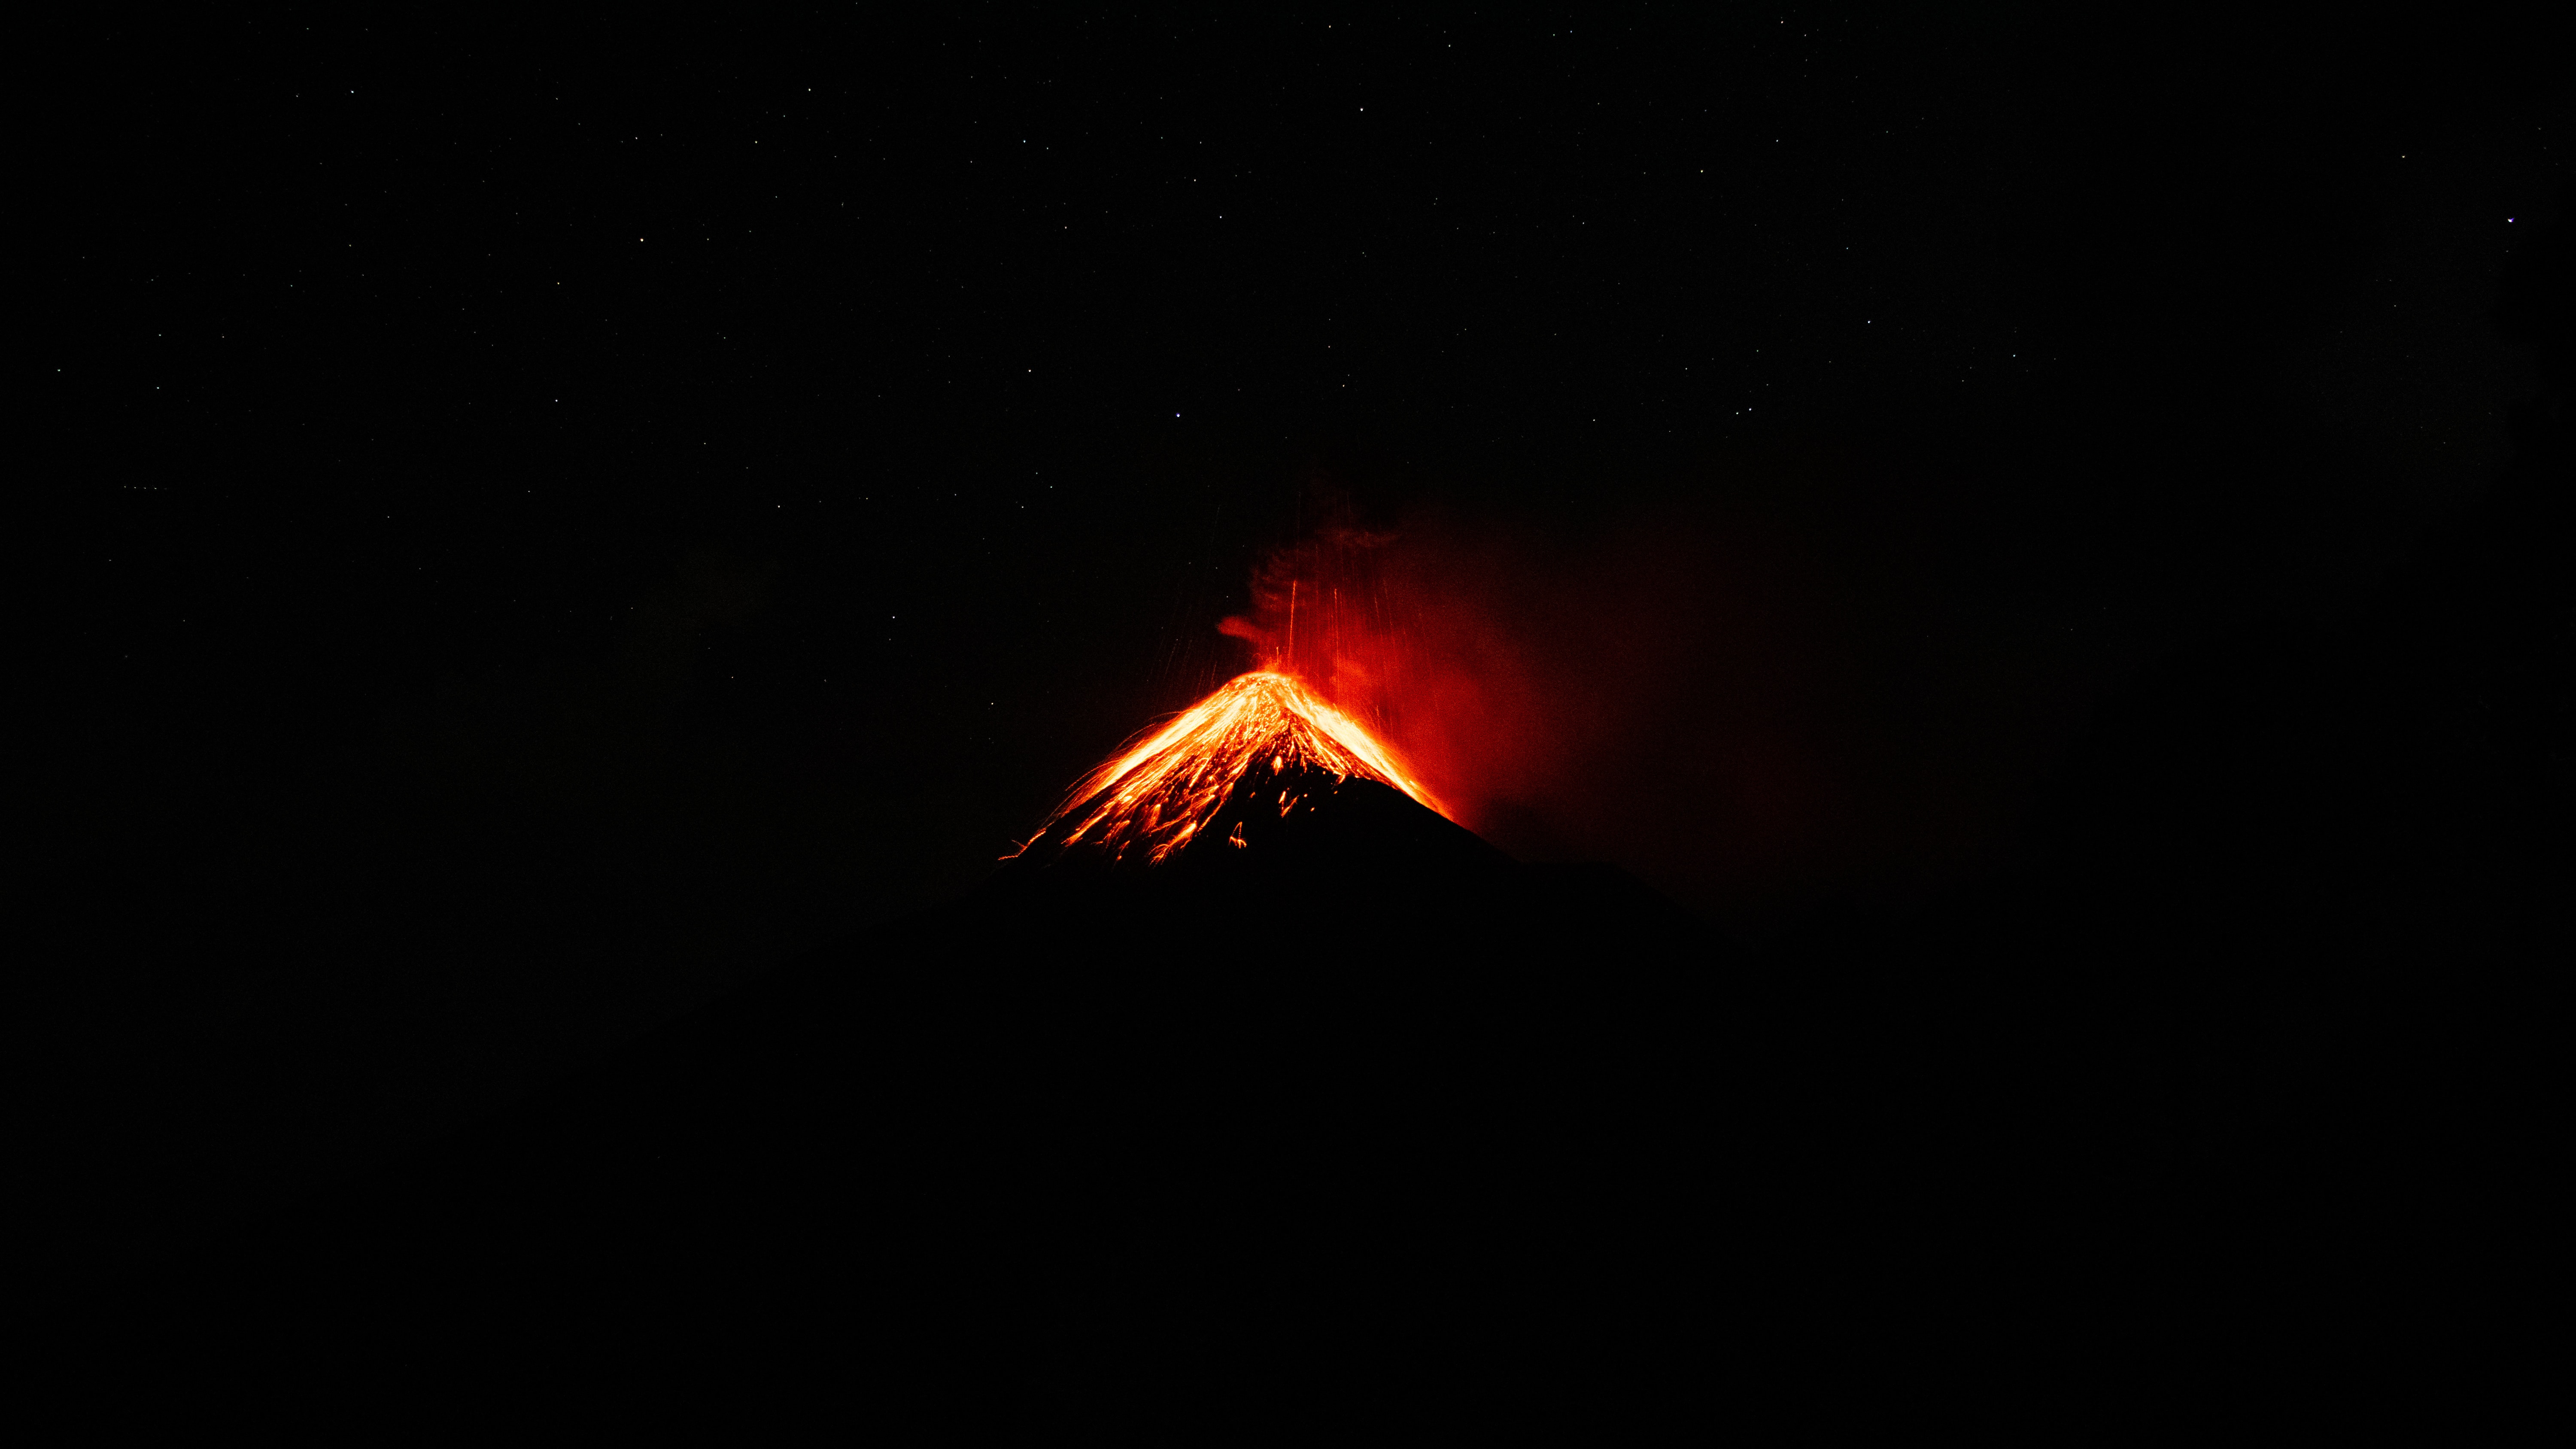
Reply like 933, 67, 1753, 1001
33, 12, 2567, 1255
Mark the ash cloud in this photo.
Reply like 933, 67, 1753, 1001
1232, 489, 2097, 921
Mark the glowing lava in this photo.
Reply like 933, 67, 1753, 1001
1021, 671, 1443, 866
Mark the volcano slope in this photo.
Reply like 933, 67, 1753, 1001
100, 768, 1803, 1409
97, 758, 2348, 1424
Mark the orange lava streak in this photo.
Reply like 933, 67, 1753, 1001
1033, 671, 1443, 865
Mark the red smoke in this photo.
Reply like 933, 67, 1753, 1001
1219, 504, 1853, 916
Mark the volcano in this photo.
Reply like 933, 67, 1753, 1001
100, 667, 2309, 1425
1000, 670, 1522, 900
1015, 671, 1442, 864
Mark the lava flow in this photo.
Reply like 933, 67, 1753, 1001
1018, 671, 1443, 866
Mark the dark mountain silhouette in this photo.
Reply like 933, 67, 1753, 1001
77, 747, 2487, 1427
71, 778, 1768, 1416
61, 613, 2562, 1435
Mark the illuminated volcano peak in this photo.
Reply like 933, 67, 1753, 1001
1018, 671, 1441, 867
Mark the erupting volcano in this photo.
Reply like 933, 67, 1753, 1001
1012, 671, 1445, 868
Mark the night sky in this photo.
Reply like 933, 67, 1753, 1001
33, 13, 2569, 1293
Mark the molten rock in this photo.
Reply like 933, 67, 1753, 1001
1007, 671, 1472, 877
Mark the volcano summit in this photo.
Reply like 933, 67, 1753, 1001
995, 670, 1528, 906
1013, 671, 1442, 866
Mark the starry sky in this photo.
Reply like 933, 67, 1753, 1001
31, 11, 2567, 1251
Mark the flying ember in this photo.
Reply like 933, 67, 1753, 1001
1019, 671, 1443, 866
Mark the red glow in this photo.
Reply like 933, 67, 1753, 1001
1024, 502, 1859, 908
1209, 508, 1839, 911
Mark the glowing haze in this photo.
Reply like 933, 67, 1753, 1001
1019, 503, 1847, 905
1206, 507, 1836, 912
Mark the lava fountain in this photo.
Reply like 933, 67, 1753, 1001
1015, 671, 1443, 867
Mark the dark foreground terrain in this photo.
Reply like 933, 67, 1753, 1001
74, 736, 2558, 1429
